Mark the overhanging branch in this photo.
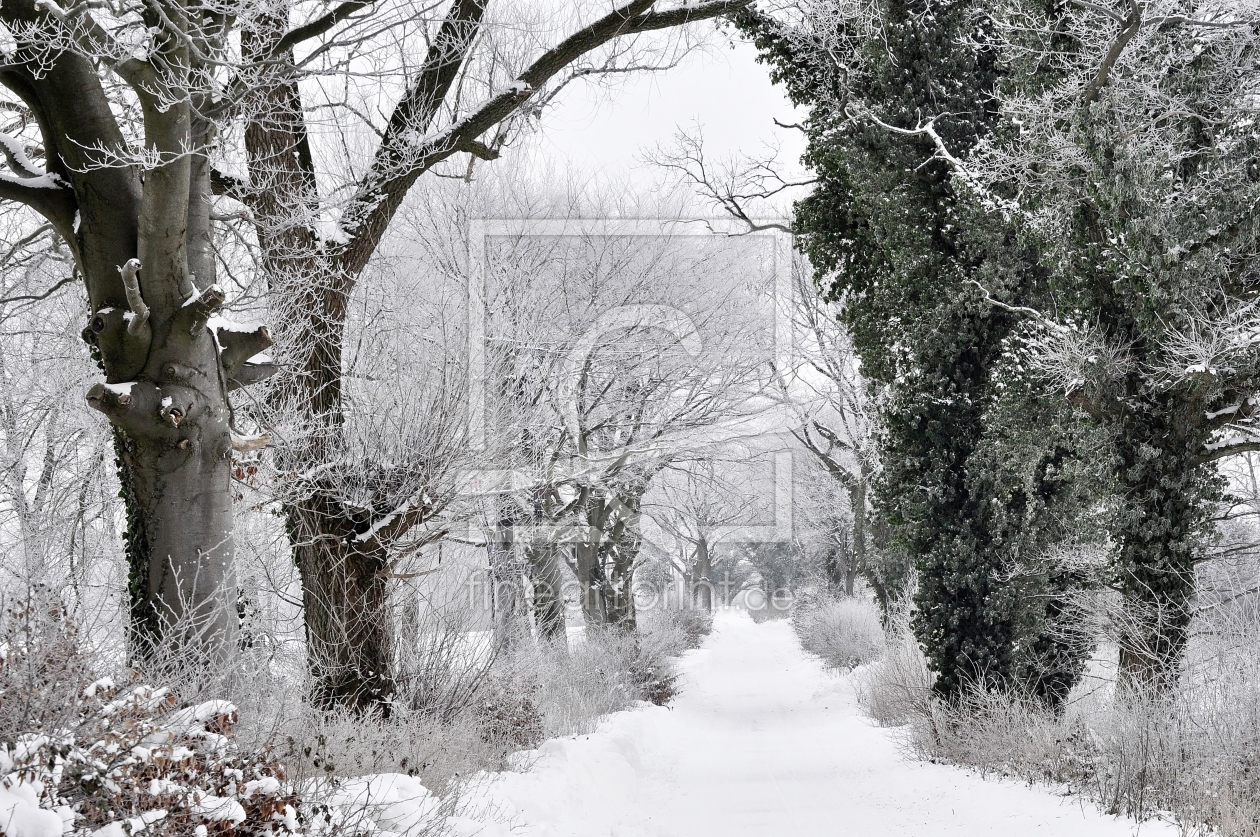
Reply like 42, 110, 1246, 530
0, 174, 76, 233
336, 0, 751, 277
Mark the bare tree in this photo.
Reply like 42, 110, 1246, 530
0, 0, 750, 694
465, 204, 778, 632
0, 213, 118, 613
783, 281, 880, 597
653, 128, 881, 597
647, 460, 767, 611
238, 0, 753, 707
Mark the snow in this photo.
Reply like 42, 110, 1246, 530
0, 782, 64, 837
82, 677, 115, 698
454, 610, 1175, 837
317, 219, 350, 245
337, 774, 438, 833
0, 172, 65, 190
0, 133, 64, 190
242, 777, 280, 799
206, 315, 262, 334
102, 382, 135, 397
190, 793, 245, 824
90, 809, 166, 837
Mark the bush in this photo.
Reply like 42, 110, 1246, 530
475, 669, 545, 749
793, 593, 886, 671
640, 606, 713, 654
853, 610, 934, 727
666, 608, 715, 651
0, 598, 300, 837
851, 587, 1260, 836
0, 586, 714, 837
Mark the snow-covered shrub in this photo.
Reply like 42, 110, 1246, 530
474, 668, 545, 749
0, 598, 301, 837
853, 607, 933, 727
0, 590, 96, 740
793, 593, 885, 671
276, 701, 505, 801
297, 773, 443, 837
656, 608, 713, 651
395, 601, 496, 724
878, 579, 1260, 836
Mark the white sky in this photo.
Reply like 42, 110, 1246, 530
528, 36, 809, 200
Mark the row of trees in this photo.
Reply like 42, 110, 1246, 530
733, 0, 1260, 698
16, 0, 1244, 720
0, 0, 762, 711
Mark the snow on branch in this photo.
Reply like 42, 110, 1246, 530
118, 258, 149, 336
846, 104, 1023, 218
209, 316, 277, 391
0, 131, 49, 180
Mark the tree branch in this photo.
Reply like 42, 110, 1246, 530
210, 167, 250, 201
271, 0, 377, 56
1197, 440, 1260, 465
0, 174, 76, 233
1069, 0, 1127, 23
1081, 0, 1142, 107
336, 0, 751, 277
0, 130, 45, 178
119, 258, 149, 336
0, 274, 77, 306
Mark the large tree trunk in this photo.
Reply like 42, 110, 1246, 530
525, 541, 568, 645
573, 536, 611, 627
1111, 409, 1203, 693
110, 352, 240, 669
0, 9, 278, 668
822, 533, 850, 594
240, 18, 391, 710
607, 493, 645, 629
287, 496, 394, 711
691, 537, 713, 612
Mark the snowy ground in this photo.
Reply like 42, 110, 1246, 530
454, 609, 1176, 837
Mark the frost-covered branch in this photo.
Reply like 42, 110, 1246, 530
336, 0, 753, 276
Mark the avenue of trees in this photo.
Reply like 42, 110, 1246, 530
735, 0, 1260, 700
4, 0, 1260, 744
0, 0, 751, 711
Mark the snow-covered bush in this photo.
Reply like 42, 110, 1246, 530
853, 607, 933, 727
793, 593, 885, 671
274, 604, 709, 805
659, 608, 714, 651
868, 582, 1260, 836
0, 598, 300, 837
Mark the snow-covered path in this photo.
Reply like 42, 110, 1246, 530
458, 610, 1175, 837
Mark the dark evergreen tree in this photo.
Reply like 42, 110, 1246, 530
973, 0, 1260, 688
737, 0, 1091, 701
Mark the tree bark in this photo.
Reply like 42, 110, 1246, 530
287, 495, 394, 711
692, 537, 713, 612
846, 478, 867, 597
524, 541, 568, 645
